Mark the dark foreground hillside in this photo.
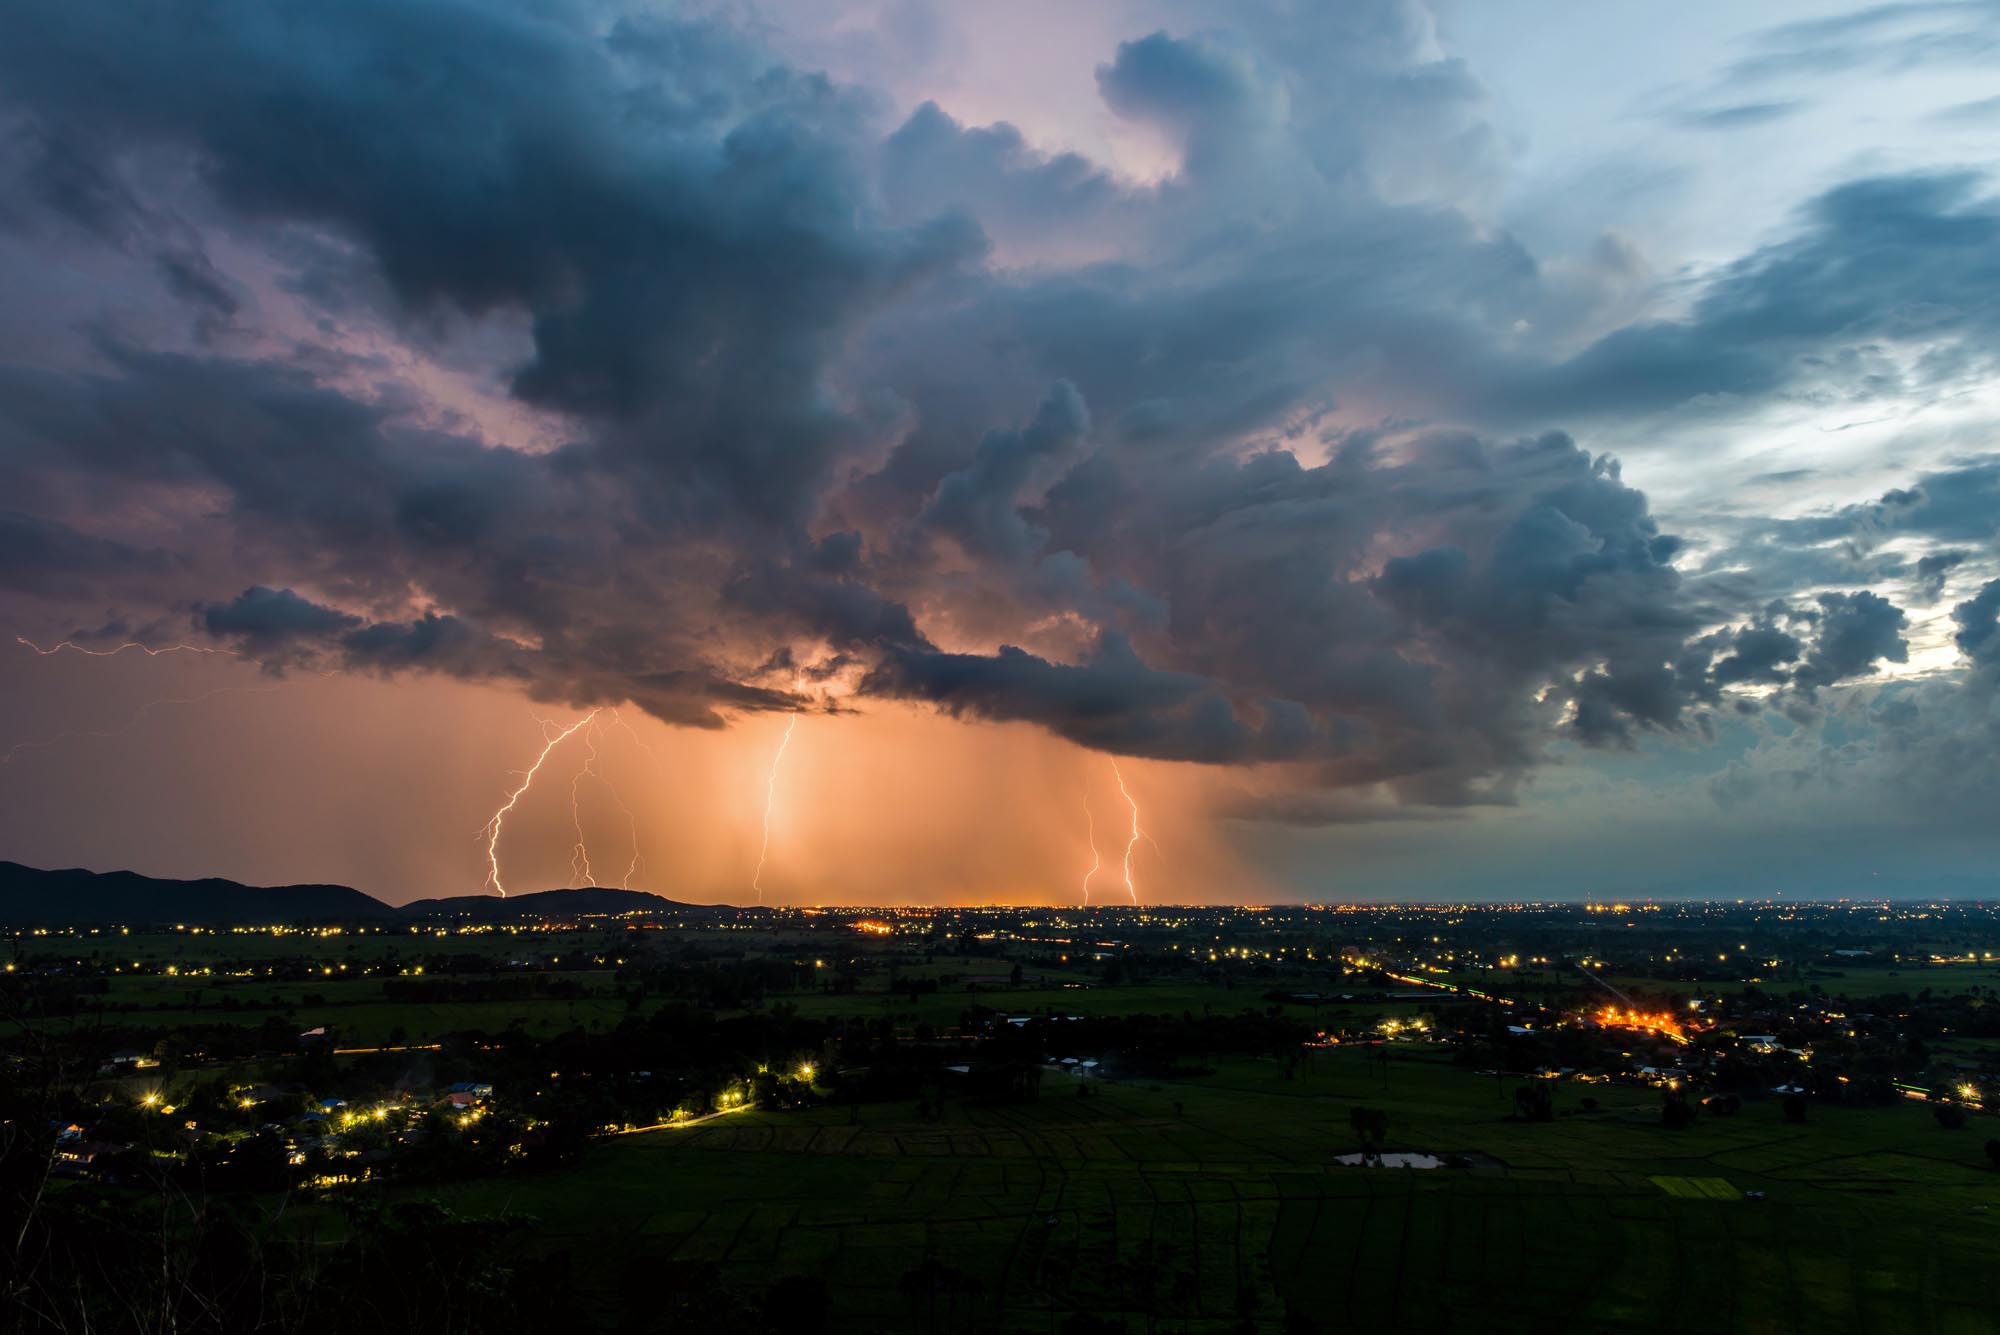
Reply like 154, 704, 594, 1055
0, 861, 396, 926
0, 861, 706, 927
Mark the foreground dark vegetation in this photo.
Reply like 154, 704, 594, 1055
4, 897, 2000, 1333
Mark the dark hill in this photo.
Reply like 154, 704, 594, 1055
0, 861, 398, 926
398, 886, 704, 922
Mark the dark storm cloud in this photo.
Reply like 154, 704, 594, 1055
0, 511, 168, 595
861, 635, 1291, 762
1913, 549, 1968, 601
1495, 171, 2000, 422
1710, 623, 1803, 688
880, 102, 1120, 245
1953, 579, 2000, 666
0, 0, 1984, 825
1704, 455, 2000, 608
199, 586, 359, 647
915, 382, 1090, 564
1792, 591, 1909, 695
0, 0, 981, 526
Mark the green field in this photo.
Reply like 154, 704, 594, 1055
408, 1048, 2000, 1334
13, 971, 636, 1046
23, 956, 1399, 1047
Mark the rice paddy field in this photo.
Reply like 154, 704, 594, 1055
13, 925, 1379, 1046
23, 921, 2000, 1330
420, 1047, 2000, 1334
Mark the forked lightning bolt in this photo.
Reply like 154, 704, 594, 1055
560, 714, 644, 890
1112, 759, 1145, 905
567, 719, 600, 887
603, 746, 644, 891
1081, 795, 1101, 906
603, 711, 654, 888
16, 635, 238, 660
752, 713, 798, 903
5, 635, 289, 766
480, 710, 599, 896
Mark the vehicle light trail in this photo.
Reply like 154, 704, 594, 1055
1112, 759, 1143, 904
1081, 795, 1101, 906
480, 710, 598, 896
751, 712, 798, 903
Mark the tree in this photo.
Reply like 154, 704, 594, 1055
1512, 1083, 1553, 1122
1781, 1093, 1809, 1124
1935, 1104, 1969, 1131
1348, 1106, 1388, 1160
1661, 1092, 1697, 1130
761, 1273, 831, 1335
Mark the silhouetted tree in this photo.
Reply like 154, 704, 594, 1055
761, 1273, 832, 1335
1348, 1106, 1388, 1160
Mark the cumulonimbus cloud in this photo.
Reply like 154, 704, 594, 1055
0, 0, 1993, 828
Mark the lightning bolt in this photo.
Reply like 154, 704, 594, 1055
16, 635, 237, 659
607, 708, 663, 766
480, 710, 598, 896
557, 714, 645, 890
567, 718, 600, 887
604, 753, 643, 891
1112, 758, 1144, 905
602, 711, 653, 888
4, 633, 312, 765
751, 712, 798, 904
1081, 794, 1101, 906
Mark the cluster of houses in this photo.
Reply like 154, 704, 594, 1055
52, 1078, 499, 1178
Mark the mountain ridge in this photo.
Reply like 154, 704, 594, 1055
0, 861, 711, 926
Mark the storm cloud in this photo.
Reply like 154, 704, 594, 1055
0, 0, 1994, 847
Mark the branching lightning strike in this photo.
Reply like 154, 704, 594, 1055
4, 633, 294, 766
604, 711, 656, 888
751, 712, 798, 903
16, 635, 238, 659
1112, 759, 1145, 905
567, 719, 600, 888
1080, 795, 1101, 906
567, 713, 643, 889
480, 710, 599, 896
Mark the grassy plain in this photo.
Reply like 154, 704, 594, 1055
22, 928, 2000, 1330
420, 1047, 2000, 1334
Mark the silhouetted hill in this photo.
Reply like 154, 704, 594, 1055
0, 861, 398, 926
398, 886, 704, 922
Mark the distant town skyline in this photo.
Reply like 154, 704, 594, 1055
2, 0, 1997, 904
